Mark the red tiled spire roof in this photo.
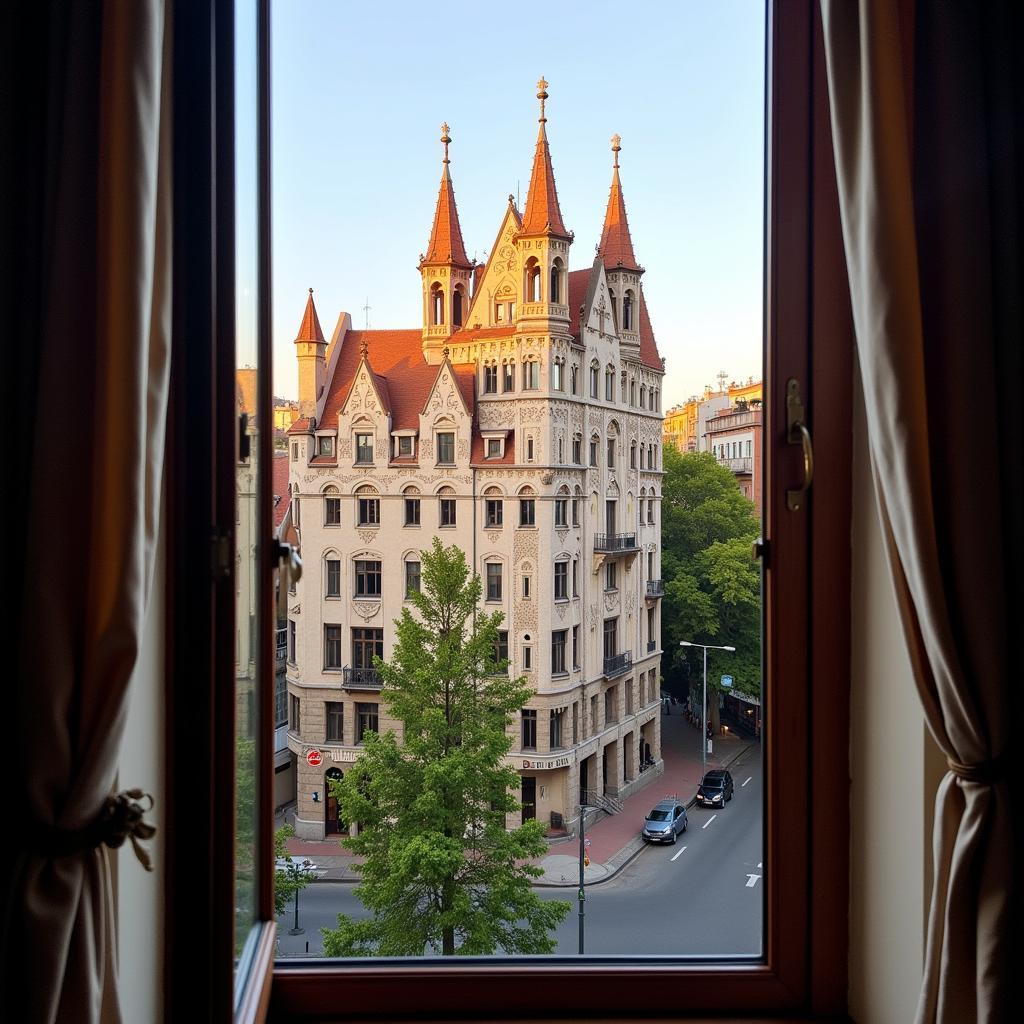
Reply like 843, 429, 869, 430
599, 135, 639, 271
295, 288, 325, 343
520, 78, 569, 238
423, 123, 471, 267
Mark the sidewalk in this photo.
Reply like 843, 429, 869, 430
278, 706, 758, 886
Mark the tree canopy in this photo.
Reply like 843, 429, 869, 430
661, 446, 761, 702
322, 539, 569, 957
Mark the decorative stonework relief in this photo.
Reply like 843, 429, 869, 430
487, 531, 501, 544
338, 440, 352, 460
477, 404, 516, 428
457, 439, 469, 461
556, 527, 569, 543
357, 530, 377, 544
352, 601, 381, 621
518, 401, 545, 424
604, 591, 619, 612
289, 604, 301, 616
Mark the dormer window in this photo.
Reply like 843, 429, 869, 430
486, 439, 502, 459
318, 435, 334, 456
494, 302, 505, 323
395, 435, 414, 458
355, 433, 373, 464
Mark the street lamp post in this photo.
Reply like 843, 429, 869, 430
679, 640, 735, 783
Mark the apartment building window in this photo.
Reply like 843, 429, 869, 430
502, 361, 514, 392
352, 627, 383, 674
552, 359, 563, 391
605, 686, 617, 724
356, 487, 380, 526
572, 496, 580, 527
292, 494, 300, 527
551, 630, 567, 675
572, 558, 578, 596
289, 693, 300, 732
396, 434, 414, 457
570, 364, 578, 394
648, 499, 655, 524
523, 639, 533, 670
354, 560, 382, 598
288, 619, 296, 664
325, 702, 344, 743
526, 437, 534, 462
291, 441, 298, 460
324, 624, 342, 669
522, 360, 539, 390
355, 433, 374, 463
558, 437, 564, 463
436, 431, 455, 464
554, 561, 568, 600
521, 709, 537, 750
640, 384, 647, 409
590, 694, 599, 732
325, 557, 341, 598
605, 562, 618, 591
589, 439, 598, 466
522, 574, 531, 599
550, 707, 565, 748
486, 562, 503, 601
605, 367, 615, 401
318, 435, 334, 456
647, 550, 654, 577
572, 702, 578, 744
554, 497, 567, 527
404, 494, 420, 525
483, 364, 497, 393
625, 682, 633, 716
630, 380, 637, 406
648, 606, 656, 648
356, 702, 379, 743
405, 559, 421, 598
324, 485, 341, 526
572, 435, 582, 463
603, 617, 618, 660
494, 630, 508, 668
486, 438, 502, 459
439, 487, 456, 527
630, 441, 637, 468
747, 439, 753, 457
275, 671, 288, 729
485, 493, 503, 527
572, 624, 580, 669
589, 362, 599, 398
607, 437, 616, 467
519, 496, 535, 526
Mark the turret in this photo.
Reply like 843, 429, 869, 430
419, 123, 474, 364
295, 287, 326, 419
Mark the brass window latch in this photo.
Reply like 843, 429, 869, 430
786, 378, 814, 511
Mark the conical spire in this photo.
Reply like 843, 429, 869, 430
295, 287, 325, 343
520, 78, 569, 237
598, 134, 639, 271
423, 123, 471, 267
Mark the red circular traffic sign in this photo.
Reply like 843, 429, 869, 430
306, 749, 323, 767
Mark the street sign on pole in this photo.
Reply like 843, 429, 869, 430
721, 674, 733, 688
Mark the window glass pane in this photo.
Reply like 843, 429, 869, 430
271, 1, 764, 965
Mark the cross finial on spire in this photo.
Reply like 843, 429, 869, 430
308, 286, 313, 295
611, 133, 621, 169
537, 77, 549, 123
440, 122, 451, 164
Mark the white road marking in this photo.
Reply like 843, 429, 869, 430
746, 873, 761, 888
742, 776, 752, 787
670, 846, 687, 862
702, 814, 717, 829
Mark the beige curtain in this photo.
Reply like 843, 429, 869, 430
821, 2, 1018, 1022
2, 2, 171, 1021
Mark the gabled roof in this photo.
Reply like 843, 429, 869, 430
287, 416, 311, 434
520, 81, 568, 238
295, 288, 326, 343
318, 330, 475, 432
423, 125, 472, 267
598, 148, 639, 271
568, 268, 591, 338
470, 429, 516, 465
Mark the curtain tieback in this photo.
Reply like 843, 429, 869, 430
29, 789, 156, 871
946, 756, 1004, 785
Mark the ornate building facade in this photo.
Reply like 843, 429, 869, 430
285, 83, 666, 839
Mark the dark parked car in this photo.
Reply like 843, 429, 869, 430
641, 798, 688, 844
696, 769, 734, 808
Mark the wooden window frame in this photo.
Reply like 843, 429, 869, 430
164, 0, 852, 1019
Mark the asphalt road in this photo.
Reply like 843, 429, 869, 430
275, 744, 763, 959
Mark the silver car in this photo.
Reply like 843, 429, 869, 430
641, 798, 688, 844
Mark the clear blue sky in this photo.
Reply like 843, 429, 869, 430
263, 0, 765, 408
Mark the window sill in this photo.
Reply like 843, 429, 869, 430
356, 523, 380, 529
550, 672, 569, 680
403, 523, 421, 528
354, 461, 375, 467
353, 596, 381, 602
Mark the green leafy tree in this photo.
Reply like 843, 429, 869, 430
322, 539, 570, 957
273, 824, 313, 917
661, 446, 761, 719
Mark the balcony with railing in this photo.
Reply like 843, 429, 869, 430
718, 456, 753, 474
603, 651, 632, 678
647, 640, 657, 653
594, 532, 639, 554
343, 666, 383, 691
276, 626, 287, 663
645, 580, 664, 598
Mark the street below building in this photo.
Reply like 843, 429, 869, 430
275, 740, 762, 958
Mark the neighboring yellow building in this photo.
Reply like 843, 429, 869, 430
273, 400, 299, 433
663, 378, 762, 453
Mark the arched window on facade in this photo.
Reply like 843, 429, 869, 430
589, 360, 600, 399
452, 284, 465, 326
550, 257, 564, 303
429, 282, 445, 326
640, 384, 646, 409
623, 289, 634, 331
609, 289, 617, 330
524, 257, 541, 302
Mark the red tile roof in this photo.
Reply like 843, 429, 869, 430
423, 161, 471, 267
568, 269, 591, 337
288, 417, 311, 434
471, 429, 516, 465
309, 455, 337, 465
295, 288, 325, 343
598, 166, 639, 271
637, 286, 662, 371
461, 326, 517, 340
272, 451, 290, 528
520, 123, 568, 237
319, 330, 476, 432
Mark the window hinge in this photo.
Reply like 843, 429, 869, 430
211, 530, 231, 581
752, 537, 768, 564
